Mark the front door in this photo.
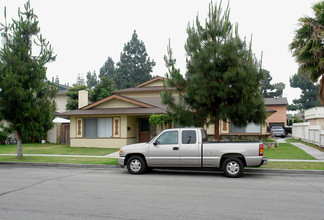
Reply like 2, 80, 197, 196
139, 119, 150, 143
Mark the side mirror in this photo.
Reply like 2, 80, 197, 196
153, 141, 159, 146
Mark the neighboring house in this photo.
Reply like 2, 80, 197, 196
293, 107, 324, 147
47, 84, 70, 144
304, 107, 324, 129
58, 77, 277, 148
55, 84, 69, 113
264, 97, 288, 128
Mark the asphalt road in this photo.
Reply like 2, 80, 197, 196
0, 165, 323, 220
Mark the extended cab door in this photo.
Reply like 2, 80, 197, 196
147, 130, 180, 167
179, 129, 200, 167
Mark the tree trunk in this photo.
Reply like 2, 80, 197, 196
16, 130, 23, 159
319, 75, 324, 105
214, 116, 220, 142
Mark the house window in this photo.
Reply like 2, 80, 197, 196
84, 118, 112, 138
230, 122, 261, 133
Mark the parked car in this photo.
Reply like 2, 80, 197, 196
271, 126, 286, 137
284, 126, 292, 134
118, 128, 267, 178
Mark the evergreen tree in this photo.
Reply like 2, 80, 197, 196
260, 69, 285, 98
162, 2, 266, 141
90, 76, 115, 102
99, 57, 116, 79
0, 1, 57, 157
115, 30, 156, 89
76, 73, 85, 85
66, 84, 87, 110
289, 73, 321, 110
290, 1, 324, 104
86, 70, 98, 89
54, 75, 60, 85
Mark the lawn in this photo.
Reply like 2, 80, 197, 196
0, 141, 322, 170
262, 161, 324, 170
263, 143, 316, 160
286, 138, 324, 152
0, 143, 119, 156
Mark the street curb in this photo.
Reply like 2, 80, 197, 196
245, 168, 324, 175
1, 161, 324, 175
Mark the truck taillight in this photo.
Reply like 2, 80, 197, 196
259, 144, 264, 156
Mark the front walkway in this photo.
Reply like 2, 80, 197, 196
274, 137, 324, 161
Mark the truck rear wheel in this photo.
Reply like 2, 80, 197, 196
127, 155, 146, 174
222, 158, 244, 178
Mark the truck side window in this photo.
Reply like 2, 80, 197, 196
156, 131, 178, 145
182, 130, 196, 144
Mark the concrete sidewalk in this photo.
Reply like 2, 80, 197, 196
0, 151, 120, 158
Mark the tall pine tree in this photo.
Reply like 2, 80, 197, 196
116, 30, 156, 89
162, 2, 266, 141
0, 1, 57, 157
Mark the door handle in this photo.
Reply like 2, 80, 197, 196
173, 147, 179, 150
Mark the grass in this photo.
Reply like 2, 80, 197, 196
286, 138, 324, 152
0, 141, 322, 170
263, 143, 316, 160
261, 161, 324, 170
0, 156, 118, 165
0, 143, 119, 155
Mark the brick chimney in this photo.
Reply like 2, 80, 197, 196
78, 90, 88, 109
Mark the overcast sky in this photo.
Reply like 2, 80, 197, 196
0, 0, 318, 103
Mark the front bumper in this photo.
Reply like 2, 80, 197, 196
118, 157, 125, 168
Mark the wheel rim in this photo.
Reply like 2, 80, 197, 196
130, 159, 141, 172
226, 161, 240, 175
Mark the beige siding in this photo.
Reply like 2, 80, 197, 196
55, 95, 68, 113
95, 99, 141, 108
143, 80, 164, 87
127, 116, 137, 139
70, 138, 128, 148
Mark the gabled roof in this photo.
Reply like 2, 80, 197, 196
135, 76, 164, 88
81, 94, 155, 110
264, 97, 288, 106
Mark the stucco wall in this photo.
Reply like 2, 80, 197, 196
95, 99, 140, 108
266, 105, 287, 127
55, 95, 68, 113
71, 138, 129, 148
308, 118, 324, 130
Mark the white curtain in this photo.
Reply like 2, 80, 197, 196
97, 118, 112, 137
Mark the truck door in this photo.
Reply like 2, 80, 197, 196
179, 130, 200, 167
148, 130, 180, 167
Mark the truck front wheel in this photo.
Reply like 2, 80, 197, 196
127, 155, 146, 174
222, 158, 244, 178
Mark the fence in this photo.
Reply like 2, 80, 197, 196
292, 122, 324, 148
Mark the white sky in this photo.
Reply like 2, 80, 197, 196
0, 0, 318, 104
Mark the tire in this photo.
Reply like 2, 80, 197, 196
127, 155, 146, 174
222, 158, 244, 178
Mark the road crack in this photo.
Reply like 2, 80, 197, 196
0, 173, 81, 197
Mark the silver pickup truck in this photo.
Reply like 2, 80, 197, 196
118, 128, 267, 177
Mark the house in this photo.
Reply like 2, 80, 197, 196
264, 97, 288, 128
293, 107, 324, 147
47, 84, 70, 144
55, 84, 70, 113
58, 77, 277, 148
